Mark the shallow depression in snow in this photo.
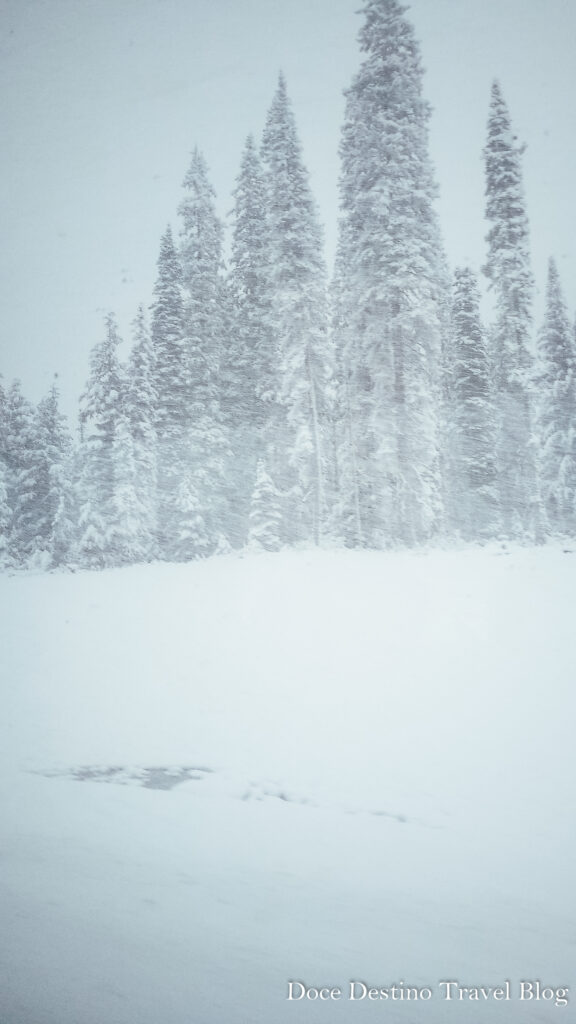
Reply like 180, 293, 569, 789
37, 764, 213, 790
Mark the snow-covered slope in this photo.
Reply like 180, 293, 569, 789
0, 547, 574, 1023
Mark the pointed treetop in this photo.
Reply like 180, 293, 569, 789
357, 0, 421, 62
261, 71, 325, 281
485, 80, 521, 152
358, 0, 411, 32
232, 134, 267, 223
261, 73, 309, 186
235, 133, 262, 179
178, 144, 224, 284
263, 73, 298, 139
44, 374, 61, 405
491, 78, 503, 99
132, 303, 148, 335
160, 223, 174, 249
344, 0, 430, 152
104, 311, 121, 343
154, 224, 181, 285
483, 79, 531, 297
182, 146, 216, 203
539, 256, 573, 363
179, 147, 221, 233
80, 312, 124, 433
546, 255, 562, 290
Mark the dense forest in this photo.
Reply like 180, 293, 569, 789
1, 0, 575, 571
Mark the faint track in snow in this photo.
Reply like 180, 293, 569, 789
30, 764, 440, 828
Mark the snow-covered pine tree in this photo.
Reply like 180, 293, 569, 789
247, 458, 282, 552
447, 268, 499, 541
0, 377, 11, 567
31, 381, 73, 566
177, 148, 230, 557
0, 375, 7, 453
333, 0, 447, 548
108, 410, 150, 565
4, 380, 37, 563
171, 468, 212, 562
0, 463, 11, 568
260, 74, 331, 548
536, 258, 576, 536
223, 135, 278, 547
49, 456, 77, 569
126, 306, 158, 560
226, 135, 276, 429
483, 80, 542, 541
78, 313, 125, 567
75, 480, 107, 569
149, 225, 188, 557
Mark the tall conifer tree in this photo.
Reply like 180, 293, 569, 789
78, 314, 126, 567
0, 375, 7, 456
126, 306, 158, 560
447, 269, 499, 540
536, 258, 576, 535
149, 225, 188, 556
31, 381, 73, 564
224, 135, 277, 546
261, 74, 331, 547
334, 0, 447, 548
483, 81, 542, 541
247, 459, 282, 552
177, 148, 230, 556
227, 135, 276, 427
4, 380, 37, 563
0, 458, 11, 569
108, 410, 149, 565
0, 377, 11, 567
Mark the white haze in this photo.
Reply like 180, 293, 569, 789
1, 0, 575, 419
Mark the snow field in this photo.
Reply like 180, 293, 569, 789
0, 546, 574, 1023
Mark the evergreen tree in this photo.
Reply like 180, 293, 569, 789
0, 377, 11, 567
150, 226, 187, 434
0, 375, 7, 455
333, 0, 447, 548
49, 457, 77, 569
447, 268, 499, 541
171, 468, 211, 562
126, 306, 158, 560
483, 80, 542, 541
149, 225, 188, 556
247, 459, 283, 552
4, 380, 37, 563
31, 381, 72, 564
224, 135, 278, 547
78, 314, 125, 567
227, 135, 276, 425
177, 148, 230, 557
75, 479, 108, 569
261, 74, 331, 547
109, 410, 150, 564
0, 457, 12, 569
536, 258, 576, 535
179, 148, 228, 384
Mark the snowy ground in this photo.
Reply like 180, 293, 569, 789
0, 545, 575, 1024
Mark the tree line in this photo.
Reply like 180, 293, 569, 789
1, 0, 575, 571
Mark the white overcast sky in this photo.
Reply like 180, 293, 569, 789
1, 0, 575, 421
